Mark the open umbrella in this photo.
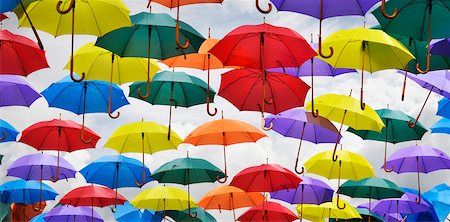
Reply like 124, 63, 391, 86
0, 75, 41, 107
166, 207, 216, 222
113, 201, 163, 222
297, 198, 362, 221
237, 201, 298, 222
264, 108, 341, 174
369, 193, 430, 221
431, 118, 450, 134
29, 212, 46, 222
430, 38, 450, 57
11, 202, 47, 222
437, 98, 450, 118
399, 188, 440, 222
423, 183, 450, 222
0, 118, 19, 143
14, 0, 132, 82
183, 114, 266, 183
0, 179, 58, 205
44, 205, 104, 222
329, 208, 384, 222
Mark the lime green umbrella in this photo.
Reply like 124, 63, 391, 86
129, 70, 215, 139
347, 108, 427, 172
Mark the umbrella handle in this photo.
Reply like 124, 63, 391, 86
401, 67, 408, 101
336, 194, 346, 209
108, 100, 120, 119
408, 86, 433, 128
318, 36, 333, 58
56, 0, 75, 14
311, 100, 319, 118
80, 126, 93, 144
32, 202, 43, 211
310, 58, 319, 118
137, 82, 151, 99
416, 6, 432, 74
416, 156, 422, 204
0, 132, 6, 141
207, 97, 217, 116
255, 0, 272, 14
295, 123, 306, 175
175, 2, 189, 49
381, 0, 398, 19
188, 208, 198, 218
261, 115, 273, 131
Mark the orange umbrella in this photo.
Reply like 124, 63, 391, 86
197, 185, 264, 221
183, 113, 267, 183
11, 202, 46, 222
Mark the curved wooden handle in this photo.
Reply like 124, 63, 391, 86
381, 0, 398, 19
137, 82, 150, 99
261, 116, 273, 131
206, 97, 217, 116
108, 95, 120, 119
318, 37, 333, 58
336, 195, 347, 209
311, 100, 319, 118
332, 144, 339, 162
255, 0, 272, 14
56, 0, 75, 14
71, 72, 85, 82
415, 54, 430, 74
80, 126, 93, 144
0, 132, 6, 141
176, 21, 189, 49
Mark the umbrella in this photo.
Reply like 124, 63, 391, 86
0, 179, 58, 205
319, 28, 414, 110
304, 149, 375, 209
329, 208, 384, 222
30, 213, 46, 222
237, 201, 298, 222
19, 118, 100, 181
113, 201, 163, 222
96, 11, 204, 99
162, 36, 227, 116
437, 98, 450, 118
0, 13, 7, 22
197, 185, 264, 221
264, 108, 341, 174
0, 118, 19, 143
384, 145, 450, 203
14, 0, 132, 82
403, 70, 450, 127
104, 120, 182, 187
431, 118, 450, 134
230, 163, 302, 192
43, 205, 104, 222
166, 207, 216, 222
399, 188, 440, 222
41, 75, 129, 140
0, 75, 41, 107
131, 186, 197, 221
372, 0, 450, 73
65, 42, 159, 118
79, 155, 153, 211
347, 108, 427, 172
431, 38, 450, 57
0, 29, 48, 76
183, 115, 266, 183
297, 198, 362, 221
218, 68, 310, 130
305, 92, 385, 161
11, 202, 46, 222
423, 183, 450, 222
370, 193, 430, 220
129, 70, 215, 139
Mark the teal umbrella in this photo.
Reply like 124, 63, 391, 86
129, 70, 215, 139
347, 108, 427, 172
166, 207, 216, 222
96, 12, 205, 99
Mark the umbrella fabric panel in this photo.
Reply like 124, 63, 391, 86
7, 153, 76, 180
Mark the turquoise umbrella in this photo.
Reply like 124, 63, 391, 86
0, 118, 19, 143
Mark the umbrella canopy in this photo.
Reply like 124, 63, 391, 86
30, 213, 46, 222
230, 163, 302, 192
166, 207, 216, 222
43, 205, 104, 222
0, 0, 18, 12
0, 14, 7, 21
297, 198, 362, 220
423, 183, 450, 222
431, 38, 450, 57
113, 201, 163, 222
0, 179, 58, 204
329, 208, 384, 222
0, 75, 41, 107
59, 185, 127, 207
399, 188, 440, 222
11, 202, 46, 222
437, 98, 450, 118
270, 176, 334, 204
431, 118, 450, 134
370, 193, 430, 216
0, 29, 49, 76
0, 118, 19, 143
237, 201, 298, 222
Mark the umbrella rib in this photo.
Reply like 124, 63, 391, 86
221, 33, 256, 66
90, 83, 112, 111
7, 43, 28, 74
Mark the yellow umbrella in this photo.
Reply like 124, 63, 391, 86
104, 120, 183, 186
66, 42, 160, 118
297, 198, 362, 221
304, 149, 375, 210
319, 28, 414, 110
14, 0, 132, 82
131, 186, 197, 221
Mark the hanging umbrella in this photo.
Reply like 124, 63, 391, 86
305, 92, 385, 161
14, 0, 132, 82
131, 186, 197, 221
96, 11, 204, 99
19, 118, 100, 181
43, 205, 104, 222
230, 163, 302, 192
0, 29, 48, 76
218, 68, 310, 130
104, 120, 182, 187
197, 185, 264, 221
304, 149, 375, 209
297, 198, 362, 221
0, 179, 58, 205
0, 118, 19, 143
319, 27, 415, 110
430, 38, 450, 57
399, 188, 440, 222
403, 69, 450, 127
166, 207, 216, 222
0, 75, 41, 107
423, 183, 450, 222
329, 208, 384, 222
113, 201, 163, 222
384, 145, 450, 203
369, 193, 430, 220
150, 153, 225, 217
372, 0, 450, 73
237, 201, 298, 222
41, 75, 129, 140
65, 42, 159, 118
79, 155, 153, 211
347, 108, 427, 172
183, 114, 266, 183
129, 70, 215, 139
431, 118, 450, 134
265, 108, 341, 174
30, 213, 46, 222
437, 98, 450, 118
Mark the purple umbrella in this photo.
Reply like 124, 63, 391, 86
265, 108, 341, 174
370, 193, 429, 221
383, 145, 450, 203
401, 70, 450, 127
430, 39, 450, 57
43, 205, 104, 222
0, 75, 41, 107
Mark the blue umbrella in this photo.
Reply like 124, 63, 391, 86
400, 187, 439, 222
431, 118, 450, 134
0, 118, 19, 143
0, 0, 17, 13
113, 201, 163, 222
437, 98, 450, 118
423, 184, 450, 222
29, 213, 46, 222
0, 179, 58, 204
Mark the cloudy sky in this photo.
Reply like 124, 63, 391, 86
1, 0, 449, 221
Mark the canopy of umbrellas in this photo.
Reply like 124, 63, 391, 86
1, 0, 450, 221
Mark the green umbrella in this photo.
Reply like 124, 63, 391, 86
372, 0, 450, 74
347, 108, 427, 172
96, 12, 205, 99
166, 207, 217, 222
339, 178, 404, 222
152, 153, 225, 219
129, 70, 216, 139
330, 208, 384, 222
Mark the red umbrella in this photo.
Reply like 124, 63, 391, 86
19, 118, 100, 181
237, 201, 298, 222
230, 163, 302, 192
0, 29, 48, 76
218, 68, 310, 129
